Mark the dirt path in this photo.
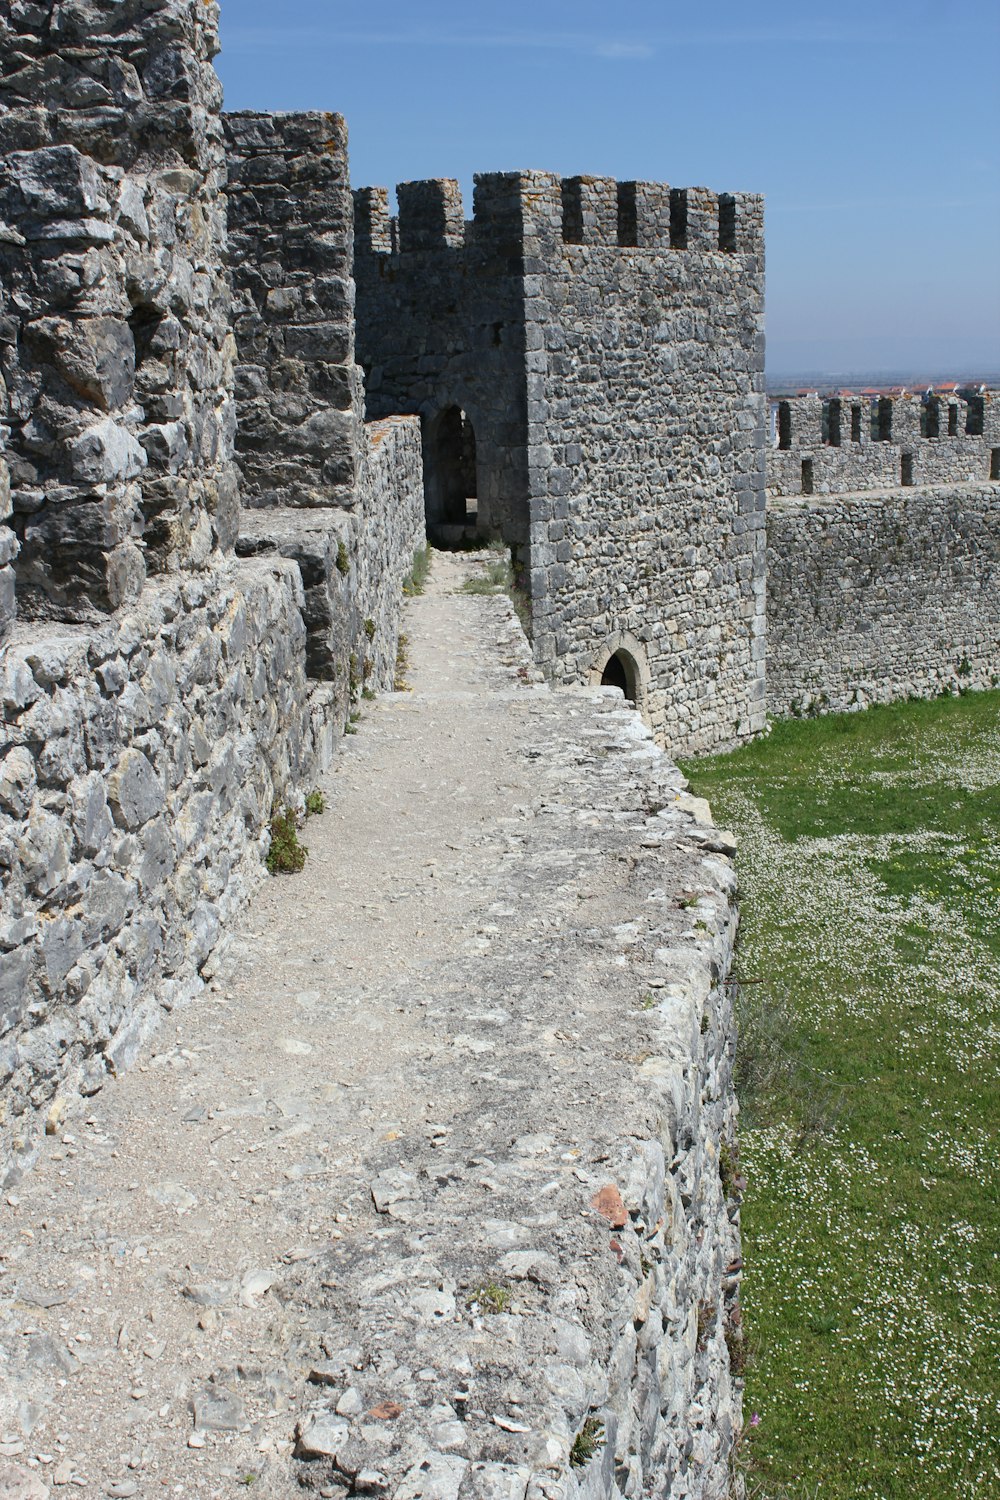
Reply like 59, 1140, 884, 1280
0, 551, 730, 1500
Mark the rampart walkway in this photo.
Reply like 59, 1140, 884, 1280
0, 554, 741, 1500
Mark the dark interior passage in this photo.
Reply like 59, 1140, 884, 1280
600, 650, 637, 704
423, 405, 478, 545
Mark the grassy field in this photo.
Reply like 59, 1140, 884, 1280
682, 692, 1000, 1500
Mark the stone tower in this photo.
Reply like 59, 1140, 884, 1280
354, 172, 767, 754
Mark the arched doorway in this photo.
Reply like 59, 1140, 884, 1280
423, 405, 478, 545
600, 649, 638, 704
589, 634, 651, 721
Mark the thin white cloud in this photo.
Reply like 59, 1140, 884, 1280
221, 16, 994, 56
221, 26, 660, 57
770, 197, 992, 214
592, 41, 655, 60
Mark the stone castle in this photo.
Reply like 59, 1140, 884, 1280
1, 3, 999, 1496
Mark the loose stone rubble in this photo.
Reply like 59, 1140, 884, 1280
0, 557, 743, 1500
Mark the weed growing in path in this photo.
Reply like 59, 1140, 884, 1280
403, 543, 430, 596
394, 633, 410, 691
266, 807, 307, 874
467, 1282, 511, 1314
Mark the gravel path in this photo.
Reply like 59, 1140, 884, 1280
0, 551, 735, 1500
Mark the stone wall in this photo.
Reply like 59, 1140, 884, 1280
0, 0, 239, 623
0, 13, 424, 1179
225, 109, 424, 724
354, 172, 767, 757
0, 391, 13, 640
224, 109, 365, 508
766, 482, 1000, 716
0, 555, 323, 1179
280, 672, 746, 1500
354, 175, 535, 546
769, 391, 1000, 496
236, 414, 424, 722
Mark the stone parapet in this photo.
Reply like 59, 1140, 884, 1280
236, 415, 424, 714
769, 392, 999, 496
272, 643, 745, 1500
0, 554, 327, 1180
766, 482, 1000, 716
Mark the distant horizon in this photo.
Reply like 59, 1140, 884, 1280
765, 366, 1000, 390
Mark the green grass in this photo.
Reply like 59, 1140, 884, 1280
681, 692, 1000, 1500
402, 543, 431, 596
459, 544, 534, 638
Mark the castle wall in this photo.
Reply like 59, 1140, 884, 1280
0, 557, 326, 1178
766, 482, 1000, 716
236, 415, 424, 716
0, 400, 12, 640
354, 171, 767, 756
0, 0, 239, 623
769, 392, 999, 496
225, 111, 424, 722
0, 19, 423, 1176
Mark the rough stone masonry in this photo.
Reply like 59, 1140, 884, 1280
355, 174, 768, 756
0, 559, 745, 1500
0, 3, 422, 1190
2, 2, 1000, 1496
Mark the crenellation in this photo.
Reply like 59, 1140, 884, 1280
395, 176, 465, 251
769, 390, 1000, 495
353, 183, 391, 254
628, 180, 671, 248
683, 185, 720, 249
560, 173, 618, 245
224, 109, 364, 508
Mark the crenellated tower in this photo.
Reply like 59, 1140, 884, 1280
354, 170, 767, 754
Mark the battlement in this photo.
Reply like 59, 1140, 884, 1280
353, 171, 763, 259
768, 391, 1000, 495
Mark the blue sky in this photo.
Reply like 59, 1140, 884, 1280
218, 0, 1000, 378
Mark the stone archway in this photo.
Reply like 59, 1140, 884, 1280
589, 633, 652, 718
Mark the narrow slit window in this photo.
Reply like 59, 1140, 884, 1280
948, 404, 959, 437
851, 404, 862, 443
877, 398, 893, 442
669, 188, 688, 249
901, 453, 914, 486
777, 402, 792, 451
922, 397, 939, 439
801, 458, 814, 495
718, 194, 737, 252
561, 180, 583, 244
826, 398, 842, 448
990, 448, 1000, 481
617, 182, 638, 247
